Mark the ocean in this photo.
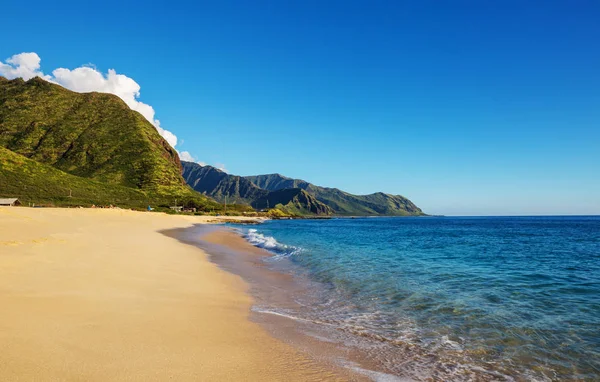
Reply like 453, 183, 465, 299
233, 216, 600, 381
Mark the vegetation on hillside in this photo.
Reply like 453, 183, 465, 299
0, 146, 224, 210
183, 162, 423, 216
0, 77, 183, 191
252, 188, 333, 215
182, 161, 269, 204
0, 76, 247, 212
182, 161, 332, 216
0, 76, 423, 217
246, 173, 424, 216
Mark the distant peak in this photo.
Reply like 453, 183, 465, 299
269, 173, 291, 179
181, 160, 201, 166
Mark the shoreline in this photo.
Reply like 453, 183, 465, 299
189, 224, 521, 381
164, 224, 369, 381
202, 218, 600, 381
182, 224, 391, 381
0, 207, 341, 381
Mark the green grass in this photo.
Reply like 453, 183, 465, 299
0, 76, 252, 212
0, 77, 184, 190
252, 188, 332, 215
0, 146, 227, 210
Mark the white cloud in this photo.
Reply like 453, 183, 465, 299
177, 150, 207, 166
0, 52, 48, 80
215, 163, 228, 173
0, 52, 228, 169
178, 151, 195, 162
0, 52, 178, 147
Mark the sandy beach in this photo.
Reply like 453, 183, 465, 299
0, 207, 341, 381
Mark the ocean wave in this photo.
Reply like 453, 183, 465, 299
244, 229, 301, 259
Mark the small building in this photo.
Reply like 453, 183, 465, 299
169, 206, 183, 212
0, 198, 21, 207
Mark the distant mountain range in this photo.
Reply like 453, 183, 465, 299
181, 162, 332, 215
182, 162, 424, 216
0, 76, 424, 216
247, 173, 424, 216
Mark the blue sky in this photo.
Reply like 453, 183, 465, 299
2, 1, 599, 215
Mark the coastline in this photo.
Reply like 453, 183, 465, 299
201, 218, 600, 381
182, 225, 395, 381
188, 223, 521, 381
0, 207, 342, 381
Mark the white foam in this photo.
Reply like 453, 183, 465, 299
340, 360, 414, 382
251, 306, 336, 327
246, 228, 278, 249
244, 228, 300, 258
440, 335, 464, 352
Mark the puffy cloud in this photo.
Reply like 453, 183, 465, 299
0, 52, 178, 147
0, 52, 48, 80
178, 150, 207, 166
0, 52, 228, 168
178, 151, 195, 162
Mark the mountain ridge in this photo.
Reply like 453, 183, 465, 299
182, 161, 269, 204
182, 162, 424, 216
181, 161, 332, 215
0, 75, 424, 216
245, 173, 424, 216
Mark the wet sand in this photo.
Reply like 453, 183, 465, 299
194, 226, 519, 382
0, 207, 341, 381
193, 227, 382, 381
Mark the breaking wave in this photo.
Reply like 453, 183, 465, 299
244, 228, 302, 259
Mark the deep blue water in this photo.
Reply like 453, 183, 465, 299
240, 216, 600, 380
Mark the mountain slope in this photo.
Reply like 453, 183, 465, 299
181, 161, 269, 204
246, 173, 424, 216
0, 146, 220, 209
181, 161, 332, 215
0, 76, 183, 191
252, 188, 332, 215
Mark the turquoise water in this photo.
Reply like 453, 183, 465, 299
240, 216, 600, 380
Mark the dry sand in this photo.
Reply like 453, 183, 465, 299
0, 207, 341, 381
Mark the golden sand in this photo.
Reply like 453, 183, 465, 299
0, 207, 341, 381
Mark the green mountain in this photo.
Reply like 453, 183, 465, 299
181, 162, 422, 216
245, 173, 424, 216
182, 161, 269, 204
0, 76, 422, 215
0, 76, 183, 191
0, 76, 221, 210
181, 161, 332, 215
0, 146, 218, 209
252, 188, 332, 215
